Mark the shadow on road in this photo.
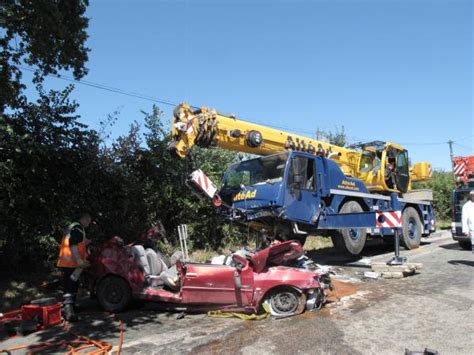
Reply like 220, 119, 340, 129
448, 260, 474, 267
307, 238, 418, 266
0, 299, 178, 353
439, 242, 469, 250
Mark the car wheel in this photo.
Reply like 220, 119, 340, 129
401, 207, 422, 250
265, 288, 304, 317
458, 240, 472, 250
331, 201, 367, 256
96, 275, 132, 312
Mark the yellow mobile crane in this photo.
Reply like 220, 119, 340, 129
168, 104, 431, 194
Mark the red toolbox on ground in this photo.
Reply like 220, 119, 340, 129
0, 298, 61, 336
21, 303, 62, 329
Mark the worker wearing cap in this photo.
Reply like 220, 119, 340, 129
57, 213, 92, 321
461, 190, 474, 253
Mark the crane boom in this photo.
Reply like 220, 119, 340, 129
168, 104, 431, 193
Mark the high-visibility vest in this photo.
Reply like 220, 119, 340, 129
57, 222, 87, 268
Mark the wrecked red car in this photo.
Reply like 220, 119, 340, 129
86, 238, 331, 317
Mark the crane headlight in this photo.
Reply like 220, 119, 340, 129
246, 130, 263, 148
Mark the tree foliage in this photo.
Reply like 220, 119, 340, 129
0, 85, 101, 268
0, 94, 243, 270
0, 0, 93, 270
0, 0, 244, 271
316, 126, 346, 147
413, 171, 455, 221
0, 0, 89, 111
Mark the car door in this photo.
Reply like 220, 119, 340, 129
181, 262, 254, 306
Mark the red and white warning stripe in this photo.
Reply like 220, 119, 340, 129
453, 161, 466, 176
376, 211, 402, 228
189, 169, 217, 198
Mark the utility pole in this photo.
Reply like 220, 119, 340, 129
448, 140, 455, 182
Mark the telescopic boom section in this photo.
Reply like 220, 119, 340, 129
168, 104, 360, 177
168, 104, 432, 193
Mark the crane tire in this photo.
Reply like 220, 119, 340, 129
330, 200, 367, 256
401, 207, 422, 250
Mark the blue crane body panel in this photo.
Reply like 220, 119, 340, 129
219, 151, 435, 237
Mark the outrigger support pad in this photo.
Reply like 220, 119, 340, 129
387, 193, 406, 265
387, 228, 407, 266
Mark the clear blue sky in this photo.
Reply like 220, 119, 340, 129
30, 0, 473, 170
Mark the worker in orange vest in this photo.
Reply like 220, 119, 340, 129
57, 213, 92, 321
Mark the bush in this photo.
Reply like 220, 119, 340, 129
413, 170, 454, 221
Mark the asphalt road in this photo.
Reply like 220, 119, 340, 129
1, 231, 473, 354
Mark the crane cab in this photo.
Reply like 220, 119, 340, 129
348, 141, 413, 193
219, 151, 366, 228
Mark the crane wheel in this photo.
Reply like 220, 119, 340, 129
401, 207, 422, 250
330, 200, 367, 257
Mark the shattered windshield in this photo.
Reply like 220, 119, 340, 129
223, 153, 288, 190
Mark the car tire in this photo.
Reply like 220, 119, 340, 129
331, 201, 367, 256
264, 287, 305, 317
96, 276, 132, 312
458, 240, 472, 250
401, 207, 422, 250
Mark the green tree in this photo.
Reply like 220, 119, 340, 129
413, 170, 454, 221
0, 0, 89, 111
142, 106, 240, 249
0, 85, 101, 269
0, 0, 91, 270
316, 126, 346, 147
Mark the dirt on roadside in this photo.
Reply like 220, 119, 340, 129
0, 272, 61, 312
327, 280, 361, 303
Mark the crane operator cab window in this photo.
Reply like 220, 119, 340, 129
360, 150, 375, 173
385, 155, 397, 189
384, 149, 409, 192
288, 156, 315, 191
395, 150, 409, 192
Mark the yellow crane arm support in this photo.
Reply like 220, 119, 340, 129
168, 104, 432, 193
169, 104, 360, 176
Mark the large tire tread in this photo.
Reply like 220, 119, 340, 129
331, 200, 367, 256
401, 207, 422, 250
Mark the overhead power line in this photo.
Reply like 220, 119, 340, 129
19, 65, 181, 108
453, 142, 473, 151
18, 65, 322, 136
400, 136, 473, 146
17, 66, 474, 148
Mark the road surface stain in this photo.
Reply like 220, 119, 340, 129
192, 279, 363, 354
